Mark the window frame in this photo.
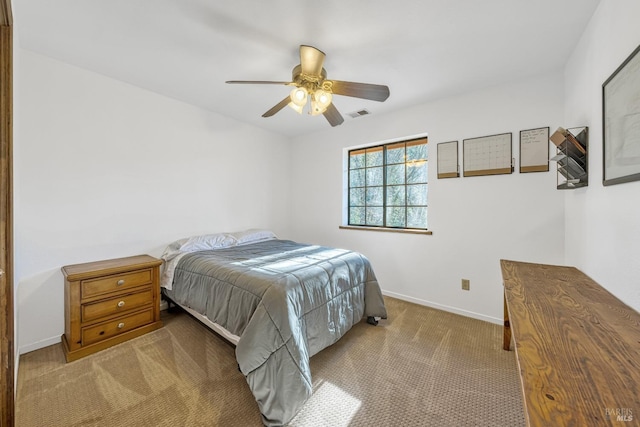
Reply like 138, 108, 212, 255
346, 136, 429, 232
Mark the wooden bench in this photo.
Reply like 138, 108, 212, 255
500, 259, 640, 426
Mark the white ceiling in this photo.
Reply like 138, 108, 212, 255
15, 0, 600, 137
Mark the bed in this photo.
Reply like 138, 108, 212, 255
160, 229, 388, 426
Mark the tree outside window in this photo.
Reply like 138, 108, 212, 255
348, 138, 428, 230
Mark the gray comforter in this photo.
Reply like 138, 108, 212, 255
170, 239, 387, 426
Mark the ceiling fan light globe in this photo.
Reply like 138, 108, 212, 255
288, 101, 304, 114
310, 99, 328, 116
314, 90, 332, 109
290, 87, 308, 106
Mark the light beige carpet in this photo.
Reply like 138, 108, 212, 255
16, 297, 525, 426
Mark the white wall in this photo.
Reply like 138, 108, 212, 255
12, 19, 21, 390
289, 72, 566, 323
564, 0, 640, 312
16, 50, 292, 353
20, 0, 640, 354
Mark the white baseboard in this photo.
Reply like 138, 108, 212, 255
19, 335, 61, 355
21, 301, 170, 355
19, 294, 498, 354
382, 290, 502, 325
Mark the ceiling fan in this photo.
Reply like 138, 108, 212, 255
226, 45, 390, 127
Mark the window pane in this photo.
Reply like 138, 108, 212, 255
386, 185, 405, 206
350, 150, 365, 169
386, 207, 405, 227
348, 138, 428, 231
366, 207, 383, 226
366, 166, 383, 186
407, 142, 427, 161
407, 184, 427, 206
350, 188, 365, 206
366, 186, 383, 206
407, 161, 427, 184
386, 164, 405, 185
366, 147, 383, 167
386, 143, 405, 164
350, 169, 365, 187
407, 207, 427, 228
350, 207, 365, 225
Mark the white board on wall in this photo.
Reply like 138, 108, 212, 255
463, 133, 513, 177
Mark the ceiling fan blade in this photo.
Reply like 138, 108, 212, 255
300, 45, 325, 76
330, 80, 390, 102
226, 80, 291, 85
262, 96, 291, 118
323, 103, 344, 127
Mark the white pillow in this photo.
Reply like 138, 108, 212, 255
163, 237, 188, 256
229, 229, 277, 245
179, 233, 237, 252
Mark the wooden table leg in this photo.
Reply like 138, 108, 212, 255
503, 291, 511, 351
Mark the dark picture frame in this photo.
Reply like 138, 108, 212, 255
462, 132, 512, 177
603, 43, 640, 186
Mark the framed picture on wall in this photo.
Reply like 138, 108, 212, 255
603, 43, 640, 186
437, 141, 459, 178
519, 127, 549, 173
462, 133, 513, 177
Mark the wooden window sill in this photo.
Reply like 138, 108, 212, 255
339, 225, 432, 235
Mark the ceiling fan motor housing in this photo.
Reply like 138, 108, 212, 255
291, 64, 330, 92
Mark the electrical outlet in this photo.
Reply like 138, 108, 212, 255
461, 279, 470, 291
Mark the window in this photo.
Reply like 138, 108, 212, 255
348, 137, 428, 230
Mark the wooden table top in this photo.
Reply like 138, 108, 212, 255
500, 259, 640, 426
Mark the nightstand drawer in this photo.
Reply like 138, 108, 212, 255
81, 269, 152, 299
82, 288, 153, 323
82, 309, 154, 346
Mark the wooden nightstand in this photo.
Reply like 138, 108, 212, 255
61, 254, 163, 362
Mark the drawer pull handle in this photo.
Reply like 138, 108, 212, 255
117, 279, 125, 286
117, 322, 125, 329
117, 301, 125, 308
